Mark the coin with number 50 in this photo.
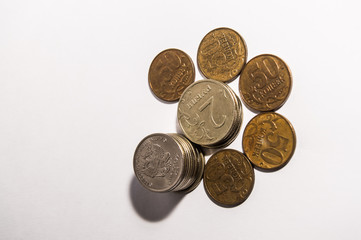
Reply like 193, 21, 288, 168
242, 112, 296, 171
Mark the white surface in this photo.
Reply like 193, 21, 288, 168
1, 0, 361, 239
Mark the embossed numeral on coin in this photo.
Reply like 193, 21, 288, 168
266, 132, 289, 149
205, 162, 234, 195
260, 133, 289, 165
259, 117, 289, 165
204, 150, 255, 206
199, 96, 226, 128
261, 57, 279, 78
201, 38, 220, 56
260, 148, 283, 165
156, 52, 182, 80
247, 57, 279, 89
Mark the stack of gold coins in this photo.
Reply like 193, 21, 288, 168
177, 79, 242, 148
133, 133, 205, 193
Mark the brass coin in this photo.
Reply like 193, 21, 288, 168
204, 149, 254, 207
177, 79, 241, 148
239, 54, 292, 112
197, 28, 247, 82
149, 49, 195, 102
242, 112, 296, 171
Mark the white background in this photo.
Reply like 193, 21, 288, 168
1, 0, 361, 239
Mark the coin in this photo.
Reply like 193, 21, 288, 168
148, 49, 195, 102
133, 133, 204, 193
169, 134, 205, 192
204, 149, 255, 207
177, 79, 242, 148
242, 112, 296, 171
197, 27, 247, 82
134, 133, 184, 192
239, 54, 292, 112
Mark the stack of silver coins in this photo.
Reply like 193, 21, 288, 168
177, 79, 242, 148
133, 133, 205, 193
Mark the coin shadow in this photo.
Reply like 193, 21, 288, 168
129, 176, 186, 222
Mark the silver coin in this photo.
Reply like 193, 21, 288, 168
134, 133, 205, 193
177, 79, 242, 148
133, 133, 184, 192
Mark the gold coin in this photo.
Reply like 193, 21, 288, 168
149, 49, 195, 102
204, 149, 254, 207
239, 54, 292, 112
177, 79, 241, 147
197, 28, 247, 82
242, 112, 296, 171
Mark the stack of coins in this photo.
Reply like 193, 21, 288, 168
135, 27, 297, 207
177, 79, 242, 148
133, 133, 205, 193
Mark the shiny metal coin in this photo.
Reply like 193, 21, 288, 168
177, 79, 242, 148
134, 133, 204, 193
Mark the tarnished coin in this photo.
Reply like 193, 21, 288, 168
177, 79, 242, 148
197, 28, 247, 82
239, 54, 292, 112
242, 112, 296, 171
204, 149, 254, 207
133, 133, 205, 193
148, 49, 195, 102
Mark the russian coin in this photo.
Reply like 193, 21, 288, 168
133, 133, 204, 193
177, 79, 242, 148
242, 112, 296, 171
148, 48, 195, 102
204, 149, 255, 207
197, 27, 247, 82
169, 134, 205, 192
239, 54, 292, 112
